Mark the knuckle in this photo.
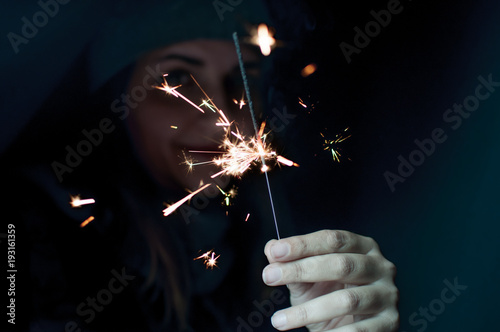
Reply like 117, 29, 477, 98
341, 289, 362, 312
325, 229, 347, 251
294, 305, 309, 324
390, 286, 400, 306
291, 261, 307, 281
386, 261, 397, 278
383, 309, 400, 331
335, 255, 355, 279
365, 236, 379, 251
291, 236, 308, 255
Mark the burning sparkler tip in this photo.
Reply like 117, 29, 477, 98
70, 195, 95, 208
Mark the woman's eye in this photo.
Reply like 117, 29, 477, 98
163, 70, 192, 87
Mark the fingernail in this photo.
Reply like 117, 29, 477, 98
271, 242, 289, 259
271, 312, 287, 329
263, 266, 282, 285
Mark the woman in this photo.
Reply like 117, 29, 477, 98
4, 1, 398, 331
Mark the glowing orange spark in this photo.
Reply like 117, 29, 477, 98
70, 195, 95, 207
163, 183, 212, 217
194, 250, 212, 261
301, 63, 317, 77
194, 249, 221, 270
251, 24, 276, 56
298, 97, 308, 108
188, 122, 297, 178
80, 216, 95, 228
233, 94, 246, 109
170, 125, 178, 129
245, 213, 250, 222
206, 252, 220, 269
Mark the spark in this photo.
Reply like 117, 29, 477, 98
199, 99, 218, 113
217, 185, 238, 206
298, 97, 308, 108
194, 249, 221, 270
301, 63, 317, 77
205, 252, 220, 269
163, 183, 212, 217
199, 122, 298, 179
170, 125, 178, 129
70, 195, 95, 207
189, 74, 231, 127
233, 93, 246, 109
320, 127, 351, 163
245, 213, 250, 222
276, 155, 300, 167
156, 74, 205, 113
298, 96, 317, 113
249, 23, 276, 56
80, 216, 95, 228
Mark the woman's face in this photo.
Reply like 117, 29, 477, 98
127, 40, 260, 190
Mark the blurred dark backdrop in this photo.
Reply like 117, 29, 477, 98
265, 0, 500, 331
1, 0, 499, 331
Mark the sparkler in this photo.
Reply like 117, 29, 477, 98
163, 183, 212, 217
70, 195, 95, 207
194, 249, 220, 270
155, 31, 297, 241
203, 123, 298, 179
321, 127, 351, 163
248, 23, 276, 56
233, 32, 282, 239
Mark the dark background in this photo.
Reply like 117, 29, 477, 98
1, 0, 500, 331
266, 0, 500, 331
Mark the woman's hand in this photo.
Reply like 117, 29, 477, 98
262, 230, 399, 331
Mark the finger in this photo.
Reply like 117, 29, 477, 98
264, 230, 378, 263
263, 253, 387, 286
270, 285, 396, 331
324, 309, 399, 332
